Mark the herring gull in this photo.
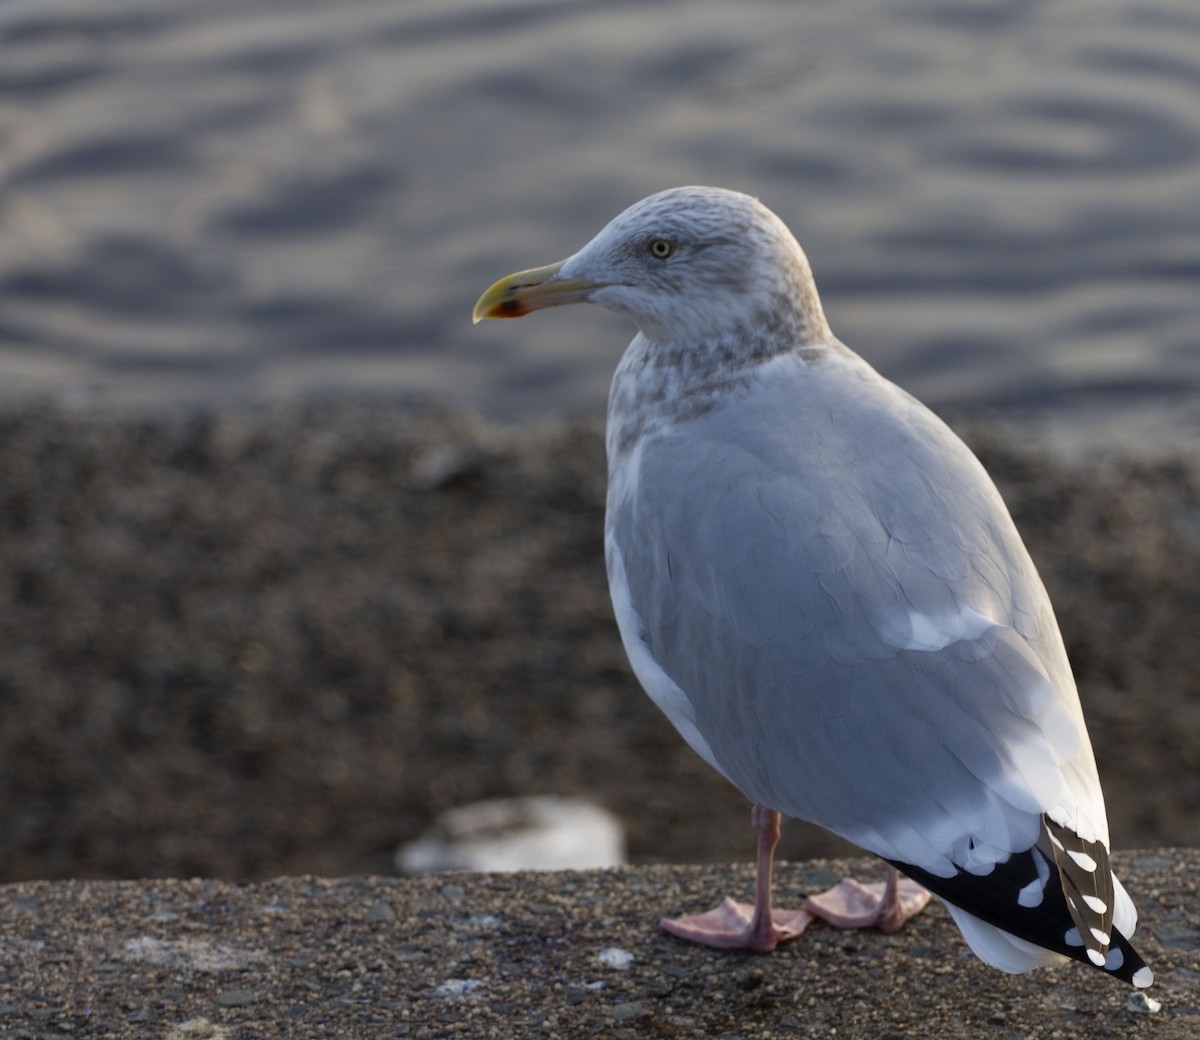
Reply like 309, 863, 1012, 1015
472, 185, 1152, 988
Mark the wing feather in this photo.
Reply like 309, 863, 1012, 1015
606, 355, 1104, 875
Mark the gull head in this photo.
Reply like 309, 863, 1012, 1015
474, 186, 830, 348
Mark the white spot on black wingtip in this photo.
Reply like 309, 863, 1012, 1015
1104, 946, 1124, 971
1087, 948, 1106, 966
1089, 926, 1110, 946
1066, 847, 1099, 872
1131, 966, 1155, 990
1082, 894, 1107, 914
1017, 876, 1045, 908
1017, 852, 1050, 908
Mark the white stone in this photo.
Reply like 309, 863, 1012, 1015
597, 947, 635, 970
396, 795, 626, 873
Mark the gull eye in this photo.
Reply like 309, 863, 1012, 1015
648, 238, 675, 259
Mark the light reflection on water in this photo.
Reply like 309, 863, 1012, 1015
0, 0, 1196, 451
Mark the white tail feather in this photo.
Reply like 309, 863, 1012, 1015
942, 901, 1068, 974
1111, 871, 1138, 938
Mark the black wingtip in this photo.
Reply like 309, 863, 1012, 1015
889, 849, 1153, 988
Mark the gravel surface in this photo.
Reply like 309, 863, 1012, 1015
0, 850, 1197, 1038
0, 401, 1197, 882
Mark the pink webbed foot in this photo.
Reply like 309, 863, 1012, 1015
804, 876, 931, 933
661, 896, 816, 952
658, 806, 930, 953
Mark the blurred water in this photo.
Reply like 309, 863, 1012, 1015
1, 0, 1197, 452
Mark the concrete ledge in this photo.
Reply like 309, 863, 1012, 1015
2, 850, 1197, 1038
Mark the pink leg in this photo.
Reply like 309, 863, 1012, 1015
661, 805, 931, 952
661, 805, 815, 951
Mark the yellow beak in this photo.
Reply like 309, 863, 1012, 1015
472, 261, 603, 323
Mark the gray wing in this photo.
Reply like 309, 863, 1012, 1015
605, 359, 1101, 878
